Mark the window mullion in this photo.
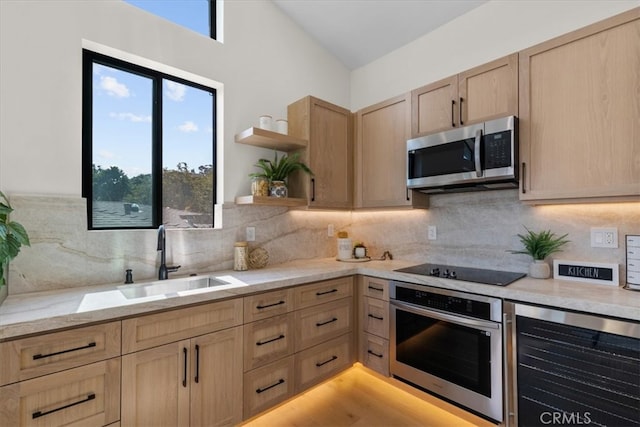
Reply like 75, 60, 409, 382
153, 77, 163, 228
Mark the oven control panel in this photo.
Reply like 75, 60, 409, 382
394, 286, 492, 321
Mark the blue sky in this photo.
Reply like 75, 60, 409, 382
91, 1, 213, 178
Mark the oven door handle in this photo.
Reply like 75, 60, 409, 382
391, 300, 500, 330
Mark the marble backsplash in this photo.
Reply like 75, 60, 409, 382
6, 191, 639, 295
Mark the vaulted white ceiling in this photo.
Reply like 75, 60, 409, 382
272, 0, 488, 70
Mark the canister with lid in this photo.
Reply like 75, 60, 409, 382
234, 241, 249, 271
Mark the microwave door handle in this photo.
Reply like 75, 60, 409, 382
474, 129, 482, 177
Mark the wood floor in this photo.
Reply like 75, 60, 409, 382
240, 364, 496, 427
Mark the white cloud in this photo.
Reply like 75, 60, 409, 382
109, 112, 152, 123
178, 121, 198, 133
100, 76, 130, 98
98, 149, 115, 159
165, 81, 186, 102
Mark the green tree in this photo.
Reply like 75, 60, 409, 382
93, 165, 130, 201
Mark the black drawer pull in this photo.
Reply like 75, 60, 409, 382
368, 314, 384, 321
182, 347, 188, 388
367, 349, 384, 358
194, 344, 200, 384
316, 355, 338, 367
256, 300, 285, 310
32, 393, 95, 419
367, 285, 384, 292
256, 334, 285, 346
316, 289, 338, 296
316, 317, 337, 327
256, 378, 285, 394
33, 342, 97, 360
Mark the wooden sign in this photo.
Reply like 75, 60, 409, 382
553, 260, 619, 286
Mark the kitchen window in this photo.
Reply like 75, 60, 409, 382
124, 0, 218, 40
82, 50, 216, 230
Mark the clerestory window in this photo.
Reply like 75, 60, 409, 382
124, 0, 217, 40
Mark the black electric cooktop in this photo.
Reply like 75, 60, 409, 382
394, 263, 526, 286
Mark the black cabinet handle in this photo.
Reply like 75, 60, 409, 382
521, 162, 526, 194
406, 187, 410, 201
316, 288, 337, 296
459, 97, 464, 125
256, 334, 285, 346
311, 178, 316, 202
256, 378, 285, 394
368, 285, 384, 293
32, 393, 95, 419
368, 313, 384, 321
316, 355, 338, 367
194, 344, 200, 384
367, 349, 384, 358
33, 342, 96, 360
316, 317, 337, 327
256, 300, 285, 310
451, 99, 456, 127
182, 347, 188, 388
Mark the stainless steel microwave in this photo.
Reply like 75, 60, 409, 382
407, 116, 518, 193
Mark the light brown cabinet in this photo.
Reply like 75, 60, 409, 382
121, 300, 244, 427
355, 94, 427, 208
357, 276, 390, 376
243, 313, 295, 372
288, 96, 354, 209
519, 9, 640, 202
243, 356, 295, 419
411, 53, 518, 137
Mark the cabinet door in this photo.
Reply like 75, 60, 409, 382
243, 313, 294, 371
361, 276, 389, 301
362, 297, 389, 339
288, 96, 353, 209
243, 288, 294, 323
121, 341, 190, 427
356, 94, 413, 208
295, 298, 352, 352
411, 75, 458, 137
294, 333, 352, 393
360, 332, 389, 377
294, 276, 353, 310
243, 356, 295, 419
0, 359, 120, 427
458, 53, 518, 126
191, 327, 243, 427
519, 10, 640, 202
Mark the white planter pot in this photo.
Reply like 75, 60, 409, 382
529, 260, 551, 279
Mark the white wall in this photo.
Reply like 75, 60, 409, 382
0, 0, 350, 202
350, 0, 639, 110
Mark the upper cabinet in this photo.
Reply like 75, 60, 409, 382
355, 94, 427, 208
411, 53, 518, 137
519, 9, 640, 203
288, 96, 354, 209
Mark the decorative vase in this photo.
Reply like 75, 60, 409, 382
354, 247, 366, 259
529, 260, 551, 279
251, 177, 269, 197
270, 180, 288, 198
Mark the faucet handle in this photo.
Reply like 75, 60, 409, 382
167, 265, 181, 273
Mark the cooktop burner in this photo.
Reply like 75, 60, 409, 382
395, 263, 525, 286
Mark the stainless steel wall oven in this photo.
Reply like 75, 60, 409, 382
390, 281, 505, 423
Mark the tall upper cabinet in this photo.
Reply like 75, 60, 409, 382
519, 8, 640, 203
411, 53, 518, 137
288, 96, 354, 209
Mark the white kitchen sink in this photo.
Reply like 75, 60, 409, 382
118, 276, 235, 299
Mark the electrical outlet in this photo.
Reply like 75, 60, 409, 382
246, 226, 256, 242
327, 224, 334, 237
590, 227, 618, 248
428, 225, 437, 240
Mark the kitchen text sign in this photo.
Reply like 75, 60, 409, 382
553, 260, 619, 286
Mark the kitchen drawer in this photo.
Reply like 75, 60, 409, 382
0, 322, 121, 386
294, 277, 353, 310
360, 332, 389, 377
362, 297, 389, 339
243, 355, 295, 419
244, 288, 295, 323
295, 297, 352, 352
244, 313, 295, 371
627, 247, 640, 261
122, 298, 243, 353
0, 358, 121, 427
361, 276, 389, 301
294, 333, 352, 393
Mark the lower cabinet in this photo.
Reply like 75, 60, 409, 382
294, 333, 353, 392
358, 276, 390, 376
121, 326, 243, 427
243, 356, 295, 419
0, 358, 120, 427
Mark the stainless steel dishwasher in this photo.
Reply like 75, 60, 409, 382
504, 302, 640, 427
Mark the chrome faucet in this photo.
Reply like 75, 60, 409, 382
157, 225, 181, 280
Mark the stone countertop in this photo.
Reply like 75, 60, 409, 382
1, 257, 638, 341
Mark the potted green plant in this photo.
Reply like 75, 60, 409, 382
0, 191, 30, 287
249, 151, 313, 198
509, 227, 569, 279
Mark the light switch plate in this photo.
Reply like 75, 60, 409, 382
428, 225, 437, 240
590, 227, 618, 248
246, 226, 256, 242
